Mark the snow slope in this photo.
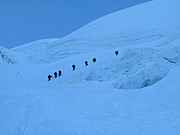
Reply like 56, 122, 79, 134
11, 0, 180, 63
1, 50, 180, 135
1, 0, 180, 134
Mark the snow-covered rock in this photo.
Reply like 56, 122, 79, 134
0, 46, 17, 64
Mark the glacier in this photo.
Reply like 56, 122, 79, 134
1, 0, 180, 134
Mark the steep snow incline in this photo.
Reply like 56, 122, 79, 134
11, 0, 180, 63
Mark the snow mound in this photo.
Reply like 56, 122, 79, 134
85, 48, 180, 89
0, 46, 17, 64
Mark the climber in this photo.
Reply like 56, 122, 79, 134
72, 65, 76, 71
85, 61, 88, 66
54, 72, 58, 78
115, 51, 119, 56
48, 75, 53, 81
58, 70, 62, 77
92, 58, 96, 63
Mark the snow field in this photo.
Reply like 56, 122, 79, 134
1, 64, 180, 135
1, 0, 180, 134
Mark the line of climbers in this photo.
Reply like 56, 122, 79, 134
47, 50, 119, 81
48, 70, 62, 81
